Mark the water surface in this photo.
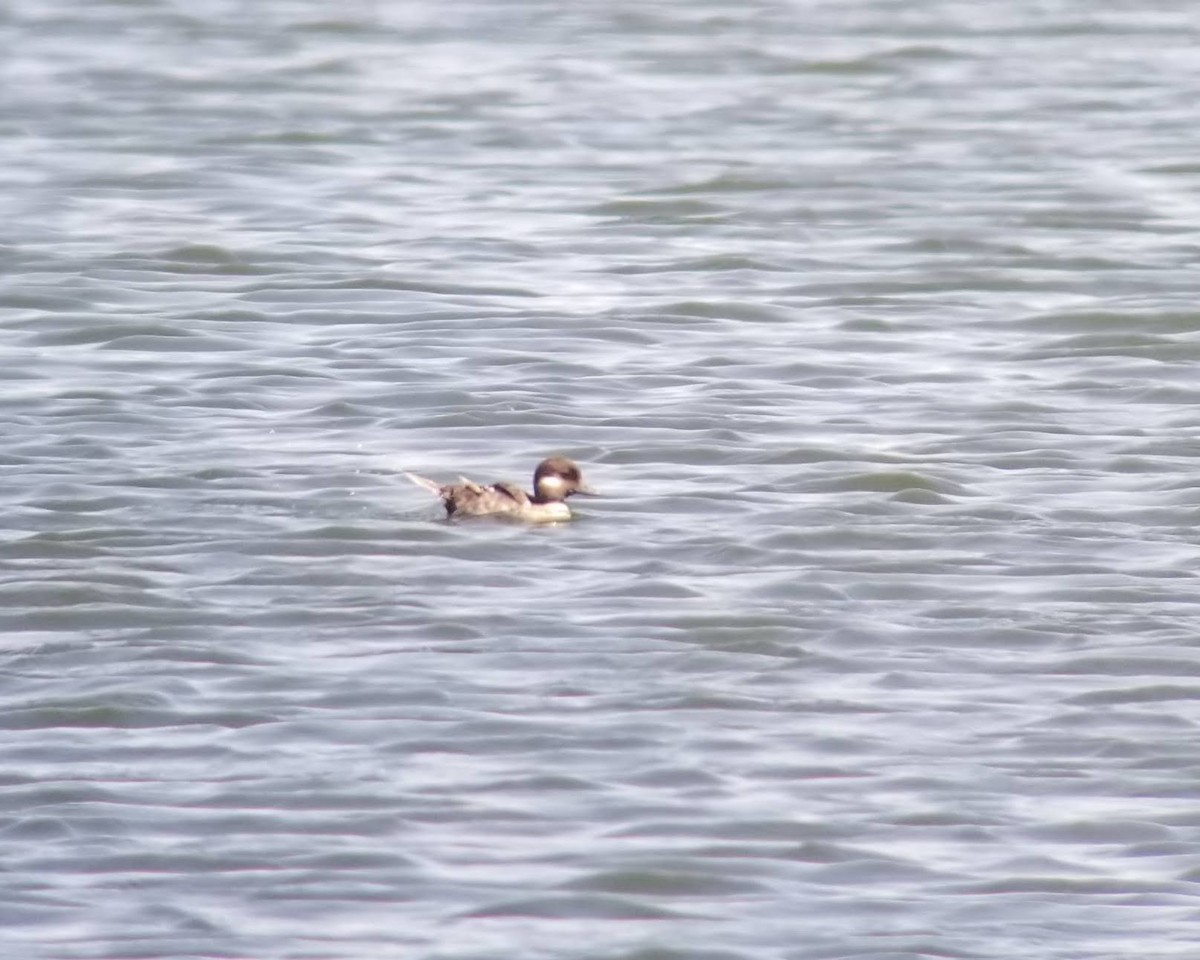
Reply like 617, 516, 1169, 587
3, 1, 1200, 958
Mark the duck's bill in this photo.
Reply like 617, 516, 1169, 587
573, 484, 599, 496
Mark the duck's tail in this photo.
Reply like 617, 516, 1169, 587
404, 472, 444, 496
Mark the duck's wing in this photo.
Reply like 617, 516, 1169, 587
489, 481, 530, 504
453, 476, 494, 495
441, 478, 528, 517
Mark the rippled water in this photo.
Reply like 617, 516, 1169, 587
4, 1, 1200, 957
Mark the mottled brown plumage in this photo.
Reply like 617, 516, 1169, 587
406, 457, 596, 522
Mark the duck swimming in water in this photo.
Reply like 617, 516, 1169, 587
405, 457, 596, 522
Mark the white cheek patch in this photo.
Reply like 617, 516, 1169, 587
539, 475, 566, 490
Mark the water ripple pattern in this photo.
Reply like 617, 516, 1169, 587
3, 1, 1200, 958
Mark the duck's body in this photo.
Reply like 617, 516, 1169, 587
406, 457, 595, 522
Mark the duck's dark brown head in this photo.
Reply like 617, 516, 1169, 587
532, 457, 596, 503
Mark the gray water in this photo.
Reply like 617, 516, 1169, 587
3, 1, 1200, 957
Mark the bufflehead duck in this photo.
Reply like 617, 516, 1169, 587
405, 457, 596, 522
